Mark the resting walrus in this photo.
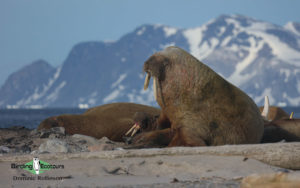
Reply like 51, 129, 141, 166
38, 103, 160, 142
260, 96, 300, 143
126, 46, 264, 146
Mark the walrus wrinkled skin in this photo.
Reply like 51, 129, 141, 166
38, 103, 160, 142
131, 46, 264, 147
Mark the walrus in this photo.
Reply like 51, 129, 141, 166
126, 46, 264, 147
259, 96, 289, 121
127, 95, 299, 146
260, 96, 300, 143
38, 103, 160, 142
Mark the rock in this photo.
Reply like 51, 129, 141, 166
51, 127, 65, 135
14, 144, 31, 154
240, 172, 300, 188
30, 150, 39, 155
38, 127, 66, 139
88, 144, 115, 152
0, 146, 10, 153
71, 134, 99, 145
86, 137, 117, 152
38, 139, 70, 153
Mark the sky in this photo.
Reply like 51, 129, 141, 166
0, 0, 300, 86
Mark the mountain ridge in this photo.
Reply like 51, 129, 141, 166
0, 14, 299, 108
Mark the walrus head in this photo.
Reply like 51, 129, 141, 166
261, 96, 292, 122
143, 54, 171, 101
125, 112, 158, 137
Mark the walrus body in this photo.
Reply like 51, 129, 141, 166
132, 46, 264, 146
262, 118, 300, 143
38, 103, 160, 142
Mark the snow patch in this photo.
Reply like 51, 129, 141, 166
137, 27, 146, 35
14, 66, 62, 107
221, 36, 232, 46
78, 104, 89, 109
183, 27, 204, 59
246, 23, 300, 67
77, 92, 98, 106
46, 81, 67, 102
27, 105, 43, 109
280, 69, 291, 82
285, 95, 300, 106
297, 80, 300, 93
183, 26, 220, 60
277, 102, 287, 107
6, 105, 19, 109
103, 85, 125, 103
284, 22, 300, 36
111, 74, 127, 88
127, 80, 157, 106
163, 26, 178, 37
160, 42, 175, 50
254, 88, 275, 105
228, 38, 264, 86
225, 18, 241, 36
218, 27, 226, 36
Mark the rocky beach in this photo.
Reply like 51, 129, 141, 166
0, 126, 300, 187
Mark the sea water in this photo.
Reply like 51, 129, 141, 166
0, 107, 299, 129
0, 108, 86, 129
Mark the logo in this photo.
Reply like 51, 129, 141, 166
11, 157, 62, 175
11, 157, 69, 181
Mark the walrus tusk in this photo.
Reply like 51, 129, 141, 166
131, 126, 139, 137
125, 124, 137, 136
290, 112, 294, 119
261, 96, 269, 121
144, 73, 151, 90
153, 77, 158, 100
125, 123, 141, 137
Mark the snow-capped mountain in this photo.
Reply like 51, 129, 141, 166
0, 14, 299, 108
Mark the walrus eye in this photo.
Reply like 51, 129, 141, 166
144, 73, 151, 90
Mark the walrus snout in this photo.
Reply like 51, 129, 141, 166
143, 54, 170, 102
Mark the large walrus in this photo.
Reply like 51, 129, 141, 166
260, 96, 300, 143
126, 46, 264, 147
38, 103, 160, 142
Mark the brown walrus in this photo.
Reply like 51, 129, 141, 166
260, 96, 300, 143
259, 106, 289, 121
128, 95, 299, 146
38, 103, 160, 142
259, 96, 289, 121
126, 46, 264, 147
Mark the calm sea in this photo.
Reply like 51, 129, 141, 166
0, 108, 86, 129
0, 107, 299, 129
